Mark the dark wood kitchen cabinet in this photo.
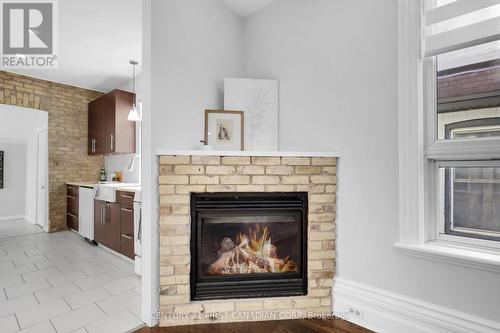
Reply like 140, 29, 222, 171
67, 185, 79, 231
88, 89, 136, 155
106, 202, 121, 253
94, 200, 120, 252
94, 190, 135, 259
117, 191, 135, 260
94, 199, 106, 245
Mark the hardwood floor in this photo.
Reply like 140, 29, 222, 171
134, 319, 372, 333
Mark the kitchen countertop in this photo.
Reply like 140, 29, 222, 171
66, 182, 97, 188
66, 182, 141, 193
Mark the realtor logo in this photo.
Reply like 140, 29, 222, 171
1, 0, 57, 68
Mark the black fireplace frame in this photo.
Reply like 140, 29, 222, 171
190, 192, 308, 301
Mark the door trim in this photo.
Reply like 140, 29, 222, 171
35, 126, 48, 232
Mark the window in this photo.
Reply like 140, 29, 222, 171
424, 0, 500, 248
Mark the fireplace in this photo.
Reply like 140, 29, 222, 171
190, 192, 308, 300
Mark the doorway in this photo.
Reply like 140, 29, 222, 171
0, 104, 48, 238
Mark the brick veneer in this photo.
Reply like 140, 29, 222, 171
158, 155, 337, 326
0, 71, 104, 232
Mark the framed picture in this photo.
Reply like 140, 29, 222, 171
204, 110, 244, 151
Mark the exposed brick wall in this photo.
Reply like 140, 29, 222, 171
0, 71, 104, 232
438, 66, 500, 99
158, 155, 337, 326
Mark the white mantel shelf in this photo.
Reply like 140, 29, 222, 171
156, 150, 341, 157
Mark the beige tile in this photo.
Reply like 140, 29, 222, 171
65, 287, 111, 310
16, 298, 71, 329
5, 277, 51, 299
34, 282, 81, 304
96, 290, 141, 315
51, 303, 107, 333
18, 321, 56, 333
0, 314, 19, 333
86, 309, 143, 333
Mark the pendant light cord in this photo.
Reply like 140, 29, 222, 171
132, 63, 136, 107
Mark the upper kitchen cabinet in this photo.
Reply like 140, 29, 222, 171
88, 89, 136, 155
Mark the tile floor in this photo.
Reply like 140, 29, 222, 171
0, 219, 45, 239
0, 220, 144, 333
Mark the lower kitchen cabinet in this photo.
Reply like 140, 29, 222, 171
120, 203, 135, 259
106, 203, 121, 253
94, 199, 106, 244
67, 185, 79, 231
94, 191, 135, 259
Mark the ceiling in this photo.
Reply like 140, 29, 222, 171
9, 0, 142, 93
218, 0, 278, 18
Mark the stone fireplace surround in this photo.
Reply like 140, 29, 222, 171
158, 152, 338, 326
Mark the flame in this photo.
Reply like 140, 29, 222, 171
208, 225, 297, 275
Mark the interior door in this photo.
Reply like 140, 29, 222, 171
36, 128, 48, 230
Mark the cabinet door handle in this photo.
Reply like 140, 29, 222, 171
67, 213, 77, 218
121, 194, 134, 199
101, 204, 106, 224
121, 208, 133, 212
105, 203, 110, 224
90, 138, 96, 153
121, 234, 133, 240
110, 134, 114, 152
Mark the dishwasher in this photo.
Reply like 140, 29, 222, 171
78, 186, 95, 241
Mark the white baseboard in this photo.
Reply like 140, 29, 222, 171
333, 278, 500, 333
24, 215, 35, 224
0, 215, 25, 221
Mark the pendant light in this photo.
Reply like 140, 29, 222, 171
128, 60, 141, 121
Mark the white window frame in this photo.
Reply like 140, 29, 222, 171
396, 0, 500, 273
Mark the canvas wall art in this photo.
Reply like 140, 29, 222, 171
224, 78, 279, 151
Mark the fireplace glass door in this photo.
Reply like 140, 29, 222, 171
191, 192, 308, 300
199, 213, 301, 277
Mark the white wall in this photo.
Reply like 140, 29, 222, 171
0, 105, 48, 222
146, 0, 500, 326
144, 1, 244, 325
150, 0, 245, 152
105, 154, 141, 183
244, 0, 500, 323
0, 143, 27, 219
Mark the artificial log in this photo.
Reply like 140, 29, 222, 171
208, 244, 286, 274
207, 251, 233, 274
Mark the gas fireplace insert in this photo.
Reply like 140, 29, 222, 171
190, 192, 308, 300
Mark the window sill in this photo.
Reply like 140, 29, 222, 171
394, 241, 500, 273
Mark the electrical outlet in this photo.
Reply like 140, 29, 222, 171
348, 307, 363, 318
